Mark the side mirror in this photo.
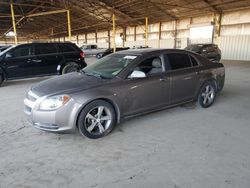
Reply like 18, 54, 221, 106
5, 52, 13, 59
128, 70, 146, 79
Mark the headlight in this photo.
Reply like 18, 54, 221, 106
39, 95, 71, 111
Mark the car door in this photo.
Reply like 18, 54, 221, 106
122, 55, 171, 116
4, 44, 38, 78
164, 52, 200, 104
34, 43, 63, 75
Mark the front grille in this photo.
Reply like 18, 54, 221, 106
24, 105, 32, 113
26, 93, 36, 102
26, 91, 38, 102
24, 90, 39, 115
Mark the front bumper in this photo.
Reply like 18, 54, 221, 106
24, 91, 82, 133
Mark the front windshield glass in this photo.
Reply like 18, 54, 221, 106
82, 54, 138, 79
0, 45, 15, 56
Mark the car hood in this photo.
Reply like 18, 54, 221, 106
31, 72, 108, 97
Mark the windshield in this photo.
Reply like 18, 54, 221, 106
82, 54, 138, 79
185, 45, 203, 52
0, 45, 15, 56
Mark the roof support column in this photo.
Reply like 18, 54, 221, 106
158, 22, 161, 48
10, 2, 18, 45
145, 16, 148, 47
67, 10, 71, 41
112, 13, 116, 52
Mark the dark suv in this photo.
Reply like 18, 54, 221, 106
0, 42, 86, 86
184, 44, 221, 62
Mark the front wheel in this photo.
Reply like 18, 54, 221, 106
198, 81, 217, 108
78, 100, 116, 139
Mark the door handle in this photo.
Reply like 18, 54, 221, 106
195, 71, 199, 75
32, 59, 42, 63
160, 78, 166, 82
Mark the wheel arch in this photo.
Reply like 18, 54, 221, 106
195, 78, 218, 101
76, 98, 121, 128
0, 66, 6, 80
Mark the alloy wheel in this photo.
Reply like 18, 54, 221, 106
201, 85, 215, 105
84, 106, 112, 135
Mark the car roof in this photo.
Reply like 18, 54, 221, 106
115, 48, 190, 55
189, 43, 216, 47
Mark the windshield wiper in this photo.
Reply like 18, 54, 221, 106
81, 70, 108, 79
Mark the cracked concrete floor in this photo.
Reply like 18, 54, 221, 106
0, 59, 250, 188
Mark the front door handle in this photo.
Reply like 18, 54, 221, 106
160, 78, 166, 82
32, 59, 42, 63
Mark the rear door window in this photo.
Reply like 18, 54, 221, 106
57, 44, 76, 52
166, 53, 192, 70
35, 44, 57, 55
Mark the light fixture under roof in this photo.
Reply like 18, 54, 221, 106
5, 31, 16, 37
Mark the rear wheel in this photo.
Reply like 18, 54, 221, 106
0, 74, 3, 87
198, 81, 216, 108
78, 100, 116, 139
62, 62, 79, 74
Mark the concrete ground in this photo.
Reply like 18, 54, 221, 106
0, 59, 250, 188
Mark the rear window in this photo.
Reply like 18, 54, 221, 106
166, 53, 192, 70
189, 55, 199, 66
35, 44, 57, 55
185, 45, 202, 52
57, 43, 76, 52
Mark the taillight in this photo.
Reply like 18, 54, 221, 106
80, 51, 85, 58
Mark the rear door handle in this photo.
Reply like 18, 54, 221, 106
160, 78, 166, 82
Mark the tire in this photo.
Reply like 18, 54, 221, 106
215, 55, 221, 62
198, 81, 217, 108
0, 73, 3, 87
62, 62, 79, 74
78, 100, 116, 139
96, 53, 102, 59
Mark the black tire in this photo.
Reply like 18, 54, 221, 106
62, 62, 79, 74
78, 100, 116, 139
96, 53, 102, 59
0, 73, 3, 87
198, 81, 217, 108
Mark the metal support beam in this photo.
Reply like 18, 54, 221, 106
85, 33, 87, 43
10, 2, 18, 45
108, 30, 110, 48
67, 10, 71, 41
112, 13, 116, 52
95, 30, 98, 43
145, 17, 148, 47
158, 22, 161, 48
123, 27, 126, 47
174, 20, 178, 48
134, 26, 136, 41
26, 9, 67, 17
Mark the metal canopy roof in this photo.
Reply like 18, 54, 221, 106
0, 0, 250, 39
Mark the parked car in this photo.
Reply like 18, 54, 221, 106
80, 44, 106, 57
0, 46, 11, 52
132, 45, 149, 49
0, 42, 87, 86
96, 47, 130, 59
24, 48, 225, 139
184, 44, 221, 62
